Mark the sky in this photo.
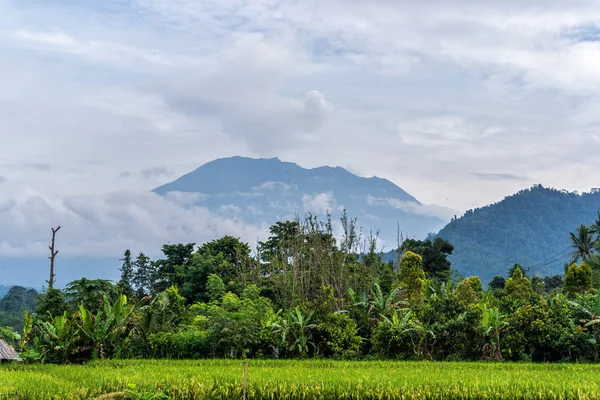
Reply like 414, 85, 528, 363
2, 0, 600, 260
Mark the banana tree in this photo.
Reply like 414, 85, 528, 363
569, 291, 600, 361
369, 283, 408, 319
287, 307, 316, 357
36, 312, 80, 363
481, 305, 508, 360
77, 294, 136, 359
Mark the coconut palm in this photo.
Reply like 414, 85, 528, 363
570, 225, 595, 264
589, 211, 600, 239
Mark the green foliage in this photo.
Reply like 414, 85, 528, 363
148, 329, 213, 359
206, 274, 226, 303
371, 310, 421, 358
455, 276, 483, 305
10, 210, 600, 366
64, 278, 117, 314
0, 285, 38, 331
133, 252, 153, 297
36, 288, 67, 320
564, 262, 593, 297
400, 237, 454, 280
314, 312, 361, 357
117, 250, 135, 298
396, 251, 426, 305
504, 268, 534, 301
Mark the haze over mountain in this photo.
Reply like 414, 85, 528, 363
154, 156, 450, 248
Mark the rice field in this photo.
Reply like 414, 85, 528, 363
1, 359, 600, 400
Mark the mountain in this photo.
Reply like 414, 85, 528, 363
154, 156, 447, 247
0, 285, 10, 299
435, 185, 600, 283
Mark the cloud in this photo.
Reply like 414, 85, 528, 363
140, 166, 170, 179
2, 0, 600, 218
0, 163, 52, 172
471, 173, 527, 181
302, 192, 342, 214
11, 29, 179, 66
0, 179, 266, 258
251, 181, 296, 191
366, 196, 457, 220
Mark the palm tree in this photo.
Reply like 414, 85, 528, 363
569, 225, 595, 264
590, 211, 600, 239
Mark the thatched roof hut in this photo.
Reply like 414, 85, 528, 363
0, 339, 21, 362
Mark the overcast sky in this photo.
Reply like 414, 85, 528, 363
1, 0, 600, 258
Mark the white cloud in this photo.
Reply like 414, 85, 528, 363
252, 181, 296, 191
11, 29, 179, 66
1, 0, 600, 248
302, 192, 342, 214
0, 178, 266, 257
366, 196, 457, 220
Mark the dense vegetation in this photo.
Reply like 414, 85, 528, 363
1, 210, 600, 367
437, 185, 600, 282
3, 360, 600, 400
0, 285, 37, 331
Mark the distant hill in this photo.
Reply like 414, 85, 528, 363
154, 156, 448, 246
0, 285, 10, 299
435, 185, 600, 283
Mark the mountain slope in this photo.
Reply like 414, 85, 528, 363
154, 156, 447, 246
436, 185, 600, 283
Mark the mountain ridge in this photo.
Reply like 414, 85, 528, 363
153, 156, 445, 244
436, 184, 600, 282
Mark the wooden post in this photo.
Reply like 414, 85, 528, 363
242, 359, 247, 400
47, 226, 61, 289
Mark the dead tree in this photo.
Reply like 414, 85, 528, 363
47, 226, 61, 289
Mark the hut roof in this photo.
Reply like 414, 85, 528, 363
0, 339, 22, 361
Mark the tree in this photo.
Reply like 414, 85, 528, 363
152, 243, 196, 293
133, 252, 153, 297
481, 305, 508, 360
36, 288, 67, 320
488, 276, 506, 291
570, 225, 595, 264
455, 276, 483, 305
400, 238, 454, 280
47, 226, 61, 289
64, 278, 117, 314
504, 268, 533, 301
116, 250, 135, 297
396, 251, 426, 305
206, 274, 226, 303
564, 262, 592, 297
589, 211, 600, 238
568, 291, 600, 361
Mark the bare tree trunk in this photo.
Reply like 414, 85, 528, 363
47, 226, 61, 289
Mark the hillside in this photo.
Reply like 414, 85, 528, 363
154, 156, 447, 245
0, 285, 9, 299
436, 185, 600, 283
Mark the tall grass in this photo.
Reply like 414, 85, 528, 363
1, 360, 600, 399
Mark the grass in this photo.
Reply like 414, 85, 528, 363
1, 359, 600, 399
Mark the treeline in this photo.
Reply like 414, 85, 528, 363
1, 211, 600, 363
